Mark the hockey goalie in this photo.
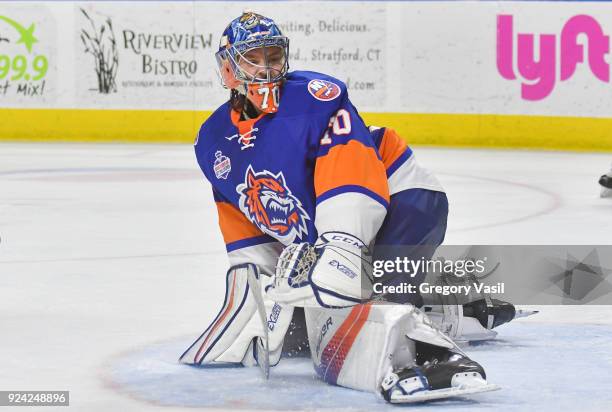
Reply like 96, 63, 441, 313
181, 11, 509, 403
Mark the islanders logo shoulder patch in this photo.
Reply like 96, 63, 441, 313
307, 79, 342, 102
236, 165, 310, 243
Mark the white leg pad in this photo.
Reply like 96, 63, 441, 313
306, 304, 444, 392
179, 265, 294, 366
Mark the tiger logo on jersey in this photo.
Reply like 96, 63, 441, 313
237, 166, 310, 243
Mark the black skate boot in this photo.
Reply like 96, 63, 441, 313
381, 341, 497, 403
463, 298, 516, 329
424, 297, 537, 342
601, 172, 612, 198
600, 173, 612, 190
463, 298, 538, 330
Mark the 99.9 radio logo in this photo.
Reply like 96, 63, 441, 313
0, 15, 48, 96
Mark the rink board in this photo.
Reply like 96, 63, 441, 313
1, 1, 612, 149
2, 109, 612, 152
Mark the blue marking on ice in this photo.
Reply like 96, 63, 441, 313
107, 322, 612, 411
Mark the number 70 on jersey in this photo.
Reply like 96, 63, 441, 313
320, 109, 352, 145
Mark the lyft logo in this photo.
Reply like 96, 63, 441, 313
497, 15, 610, 100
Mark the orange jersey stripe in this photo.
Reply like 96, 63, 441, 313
378, 128, 408, 170
216, 201, 263, 244
315, 140, 390, 203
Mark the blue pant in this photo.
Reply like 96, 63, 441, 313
373, 188, 449, 305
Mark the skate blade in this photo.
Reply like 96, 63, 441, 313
389, 383, 500, 404
514, 309, 539, 320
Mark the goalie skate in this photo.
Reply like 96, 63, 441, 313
386, 381, 500, 404
515, 308, 539, 319
380, 344, 500, 404
600, 172, 612, 198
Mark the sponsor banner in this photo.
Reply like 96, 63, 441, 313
0, 1, 378, 112
0, 2, 611, 146
401, 3, 612, 118
71, 2, 386, 110
75, 3, 218, 110
2, 1, 612, 115
0, 4, 57, 107
268, 2, 387, 107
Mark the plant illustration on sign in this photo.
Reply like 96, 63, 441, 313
80, 8, 118, 94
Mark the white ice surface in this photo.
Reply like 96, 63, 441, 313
0, 143, 611, 411
108, 322, 612, 411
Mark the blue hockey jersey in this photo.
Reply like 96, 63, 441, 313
194, 71, 443, 274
